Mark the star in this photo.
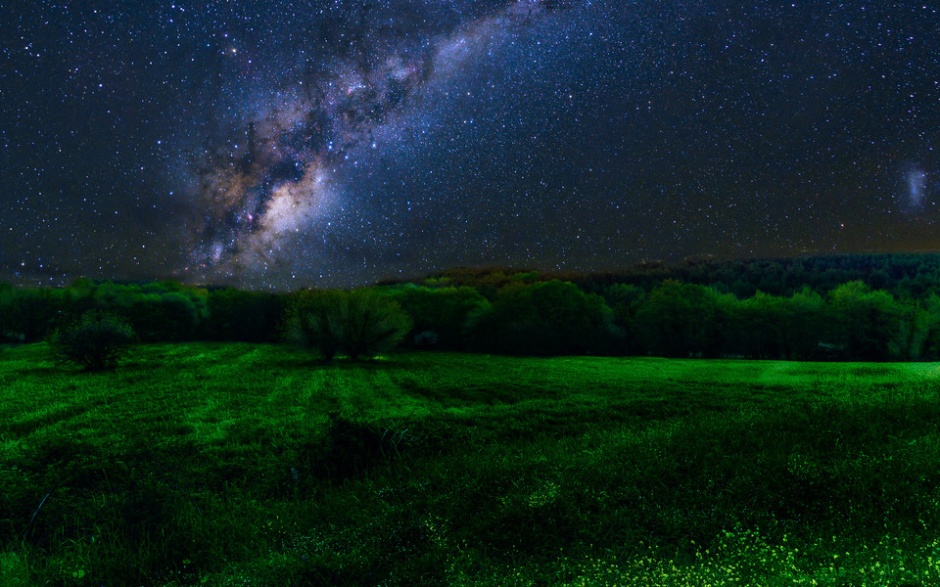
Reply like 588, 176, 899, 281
1, 1, 938, 288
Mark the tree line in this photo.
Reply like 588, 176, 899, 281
0, 279, 284, 344
6, 254, 940, 361
390, 278, 940, 361
403, 253, 940, 300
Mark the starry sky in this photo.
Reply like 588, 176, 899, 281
2, 1, 938, 289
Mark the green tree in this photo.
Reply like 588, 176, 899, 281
286, 289, 411, 361
780, 287, 826, 360
392, 285, 490, 349
285, 289, 346, 361
71, 280, 210, 342
827, 281, 904, 361
602, 283, 646, 355
125, 292, 199, 341
469, 280, 616, 355
203, 288, 285, 342
339, 289, 412, 361
730, 291, 785, 359
0, 287, 65, 342
634, 280, 731, 358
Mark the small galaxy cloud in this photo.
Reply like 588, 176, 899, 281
901, 165, 930, 215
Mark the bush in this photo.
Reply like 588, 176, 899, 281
48, 310, 136, 371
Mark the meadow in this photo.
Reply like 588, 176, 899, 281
3, 343, 940, 586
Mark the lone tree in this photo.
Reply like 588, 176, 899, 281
286, 289, 411, 361
339, 289, 412, 361
48, 310, 136, 371
286, 289, 346, 362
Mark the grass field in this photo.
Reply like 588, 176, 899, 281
3, 343, 940, 586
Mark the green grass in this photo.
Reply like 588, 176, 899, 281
3, 343, 940, 585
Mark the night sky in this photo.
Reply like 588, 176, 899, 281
2, 1, 938, 289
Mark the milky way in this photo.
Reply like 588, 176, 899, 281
178, 0, 578, 283
2, 1, 939, 288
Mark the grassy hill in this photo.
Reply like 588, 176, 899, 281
3, 344, 940, 585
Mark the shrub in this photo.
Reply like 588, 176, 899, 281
48, 310, 136, 371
